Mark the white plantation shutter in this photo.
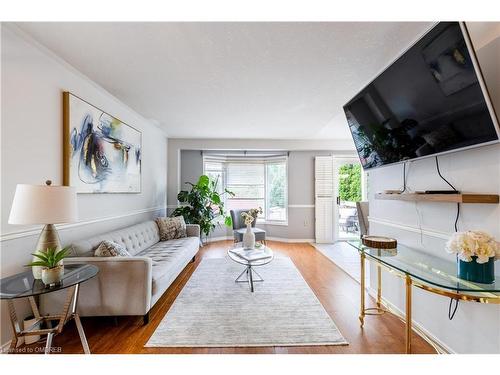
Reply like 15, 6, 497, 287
315, 156, 334, 243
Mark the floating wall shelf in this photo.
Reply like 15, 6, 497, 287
375, 193, 499, 204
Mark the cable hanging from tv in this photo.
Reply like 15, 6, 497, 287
435, 156, 460, 320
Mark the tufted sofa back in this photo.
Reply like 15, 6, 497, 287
71, 220, 160, 257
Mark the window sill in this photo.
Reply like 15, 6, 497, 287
256, 220, 288, 227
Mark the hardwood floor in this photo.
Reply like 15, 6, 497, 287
22, 241, 435, 354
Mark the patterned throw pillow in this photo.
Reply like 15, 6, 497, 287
94, 240, 131, 257
156, 216, 187, 241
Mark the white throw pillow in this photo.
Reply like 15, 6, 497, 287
94, 240, 131, 257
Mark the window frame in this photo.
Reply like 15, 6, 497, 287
203, 155, 288, 225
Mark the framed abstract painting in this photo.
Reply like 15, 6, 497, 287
63, 92, 142, 193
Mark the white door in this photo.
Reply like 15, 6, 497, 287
315, 156, 334, 243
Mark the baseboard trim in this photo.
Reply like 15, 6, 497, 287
267, 237, 314, 243
204, 236, 314, 244
0, 206, 166, 242
205, 236, 231, 243
366, 287, 454, 354
368, 216, 451, 240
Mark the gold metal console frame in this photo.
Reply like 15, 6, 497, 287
358, 249, 500, 354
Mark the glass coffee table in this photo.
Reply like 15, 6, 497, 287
227, 244, 274, 292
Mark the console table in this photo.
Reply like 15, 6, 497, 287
0, 264, 98, 354
347, 240, 500, 354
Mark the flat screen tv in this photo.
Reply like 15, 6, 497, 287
343, 22, 500, 170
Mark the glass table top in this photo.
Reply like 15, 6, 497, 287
228, 243, 274, 266
0, 264, 99, 300
347, 240, 500, 293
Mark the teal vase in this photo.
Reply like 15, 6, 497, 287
458, 256, 495, 284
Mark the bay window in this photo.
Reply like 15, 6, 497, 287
203, 155, 288, 223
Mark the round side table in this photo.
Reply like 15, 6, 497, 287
0, 264, 98, 354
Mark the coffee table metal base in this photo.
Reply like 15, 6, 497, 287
235, 265, 264, 292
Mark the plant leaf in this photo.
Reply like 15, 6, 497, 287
26, 261, 47, 268
177, 190, 189, 203
198, 175, 209, 187
32, 252, 49, 262
54, 248, 70, 264
211, 193, 221, 204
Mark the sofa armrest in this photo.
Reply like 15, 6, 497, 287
40, 256, 153, 317
186, 224, 200, 238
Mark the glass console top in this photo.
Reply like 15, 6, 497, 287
347, 240, 500, 293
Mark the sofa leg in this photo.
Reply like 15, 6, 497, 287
191, 255, 196, 263
143, 312, 150, 325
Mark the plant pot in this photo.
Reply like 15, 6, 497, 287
243, 224, 255, 249
457, 256, 495, 284
41, 265, 64, 286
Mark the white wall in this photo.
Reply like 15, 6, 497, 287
0, 25, 168, 346
367, 23, 500, 354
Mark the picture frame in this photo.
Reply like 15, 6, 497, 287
63, 92, 142, 193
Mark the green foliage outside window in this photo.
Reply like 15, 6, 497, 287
338, 164, 362, 202
267, 163, 286, 209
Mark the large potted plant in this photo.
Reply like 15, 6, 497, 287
446, 230, 499, 284
171, 175, 234, 240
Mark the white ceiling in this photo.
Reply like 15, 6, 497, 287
16, 22, 432, 139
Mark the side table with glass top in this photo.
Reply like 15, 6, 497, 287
347, 240, 500, 354
0, 264, 99, 354
227, 244, 274, 292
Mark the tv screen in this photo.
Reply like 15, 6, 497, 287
344, 22, 499, 170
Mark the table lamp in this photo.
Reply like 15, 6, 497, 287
8, 180, 78, 279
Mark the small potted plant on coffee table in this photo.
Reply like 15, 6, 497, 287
26, 246, 71, 286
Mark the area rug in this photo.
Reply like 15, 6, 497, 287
145, 257, 348, 347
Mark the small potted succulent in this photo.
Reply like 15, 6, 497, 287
241, 208, 263, 249
26, 246, 71, 286
446, 231, 499, 284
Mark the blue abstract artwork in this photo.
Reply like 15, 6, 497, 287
65, 93, 141, 193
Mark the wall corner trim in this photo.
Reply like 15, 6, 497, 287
368, 216, 451, 240
2, 23, 168, 137
0, 206, 166, 242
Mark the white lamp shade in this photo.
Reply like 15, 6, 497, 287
8, 184, 78, 225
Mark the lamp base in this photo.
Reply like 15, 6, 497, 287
33, 224, 62, 279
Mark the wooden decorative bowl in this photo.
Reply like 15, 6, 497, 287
362, 235, 397, 249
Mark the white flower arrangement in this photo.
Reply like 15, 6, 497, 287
241, 207, 263, 226
446, 230, 500, 264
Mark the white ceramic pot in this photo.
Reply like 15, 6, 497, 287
41, 265, 64, 286
243, 224, 255, 249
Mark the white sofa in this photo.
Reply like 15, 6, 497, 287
41, 220, 200, 324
